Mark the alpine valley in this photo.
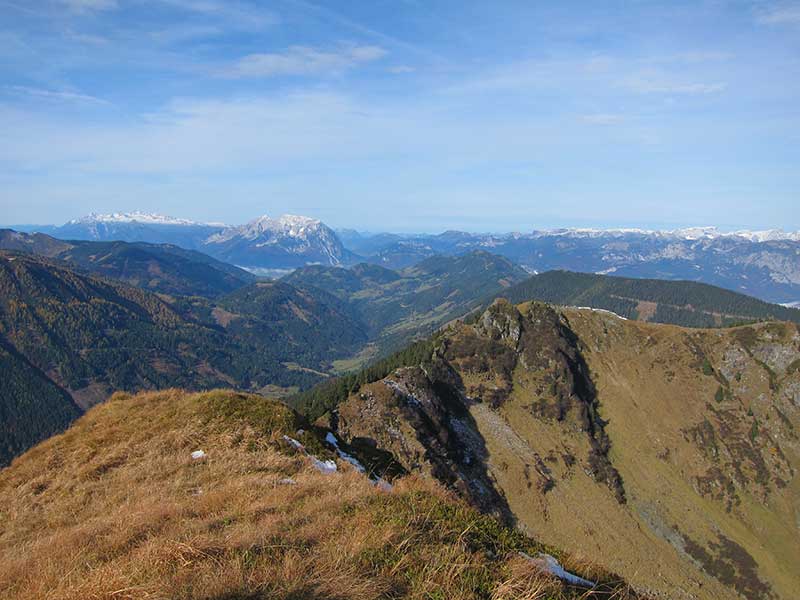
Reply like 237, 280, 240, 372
1, 212, 799, 600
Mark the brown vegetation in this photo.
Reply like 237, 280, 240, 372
0, 389, 639, 600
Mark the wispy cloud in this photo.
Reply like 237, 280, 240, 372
581, 114, 625, 125
5, 85, 109, 105
625, 77, 726, 95
224, 45, 387, 78
388, 65, 416, 74
647, 51, 734, 63
59, 0, 118, 13
155, 0, 280, 29
757, 4, 800, 25
150, 24, 223, 45
65, 31, 110, 45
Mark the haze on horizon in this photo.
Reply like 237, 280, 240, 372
1, 0, 798, 232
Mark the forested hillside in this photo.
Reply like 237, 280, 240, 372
0, 229, 254, 298
0, 253, 359, 464
495, 270, 800, 327
284, 250, 529, 356
0, 339, 80, 467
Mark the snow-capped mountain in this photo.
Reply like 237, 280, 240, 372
203, 214, 349, 268
49, 212, 226, 250
15, 212, 800, 302
343, 227, 800, 304
525, 226, 800, 242
66, 211, 225, 227
22, 211, 353, 269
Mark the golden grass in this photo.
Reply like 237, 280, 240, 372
0, 389, 640, 600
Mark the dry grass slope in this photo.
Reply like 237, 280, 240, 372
0, 389, 641, 600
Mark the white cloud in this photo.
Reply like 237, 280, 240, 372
59, 0, 118, 13
0, 90, 560, 175
5, 85, 109, 105
225, 45, 387, 78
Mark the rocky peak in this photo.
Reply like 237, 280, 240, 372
328, 301, 626, 510
476, 298, 524, 347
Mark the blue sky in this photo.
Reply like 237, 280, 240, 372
0, 0, 798, 232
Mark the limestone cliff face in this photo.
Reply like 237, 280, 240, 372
328, 364, 513, 520
326, 301, 800, 600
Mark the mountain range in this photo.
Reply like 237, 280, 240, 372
12, 212, 350, 272
2, 225, 800, 599
344, 227, 800, 304
9, 212, 800, 304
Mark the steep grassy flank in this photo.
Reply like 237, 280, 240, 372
0, 389, 641, 600
496, 270, 800, 327
0, 229, 255, 298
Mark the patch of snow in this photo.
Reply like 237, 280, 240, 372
191, 450, 206, 460
572, 306, 627, 320
311, 457, 338, 474
283, 434, 338, 474
374, 477, 394, 492
519, 552, 596, 588
325, 432, 366, 473
325, 432, 394, 489
282, 435, 305, 452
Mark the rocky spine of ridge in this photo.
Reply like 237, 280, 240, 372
322, 299, 626, 512
471, 300, 626, 503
